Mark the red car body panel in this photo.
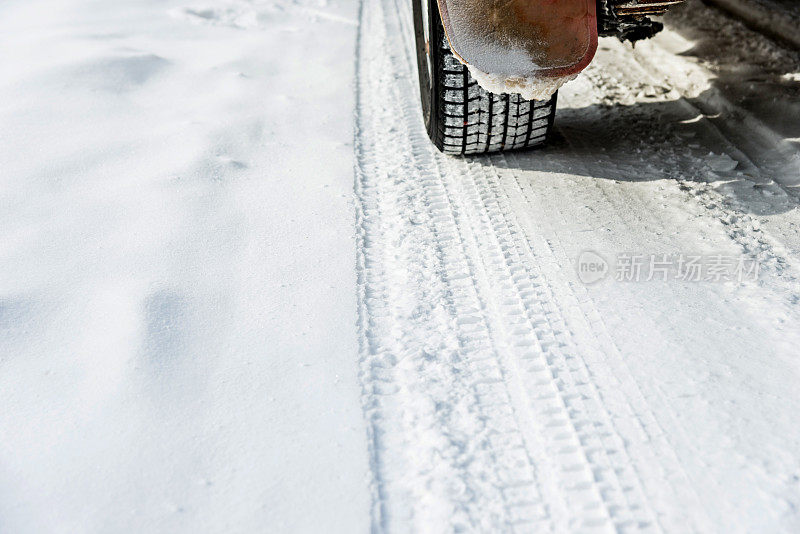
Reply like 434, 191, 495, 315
437, 0, 598, 78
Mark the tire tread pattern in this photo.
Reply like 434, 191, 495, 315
431, 32, 557, 155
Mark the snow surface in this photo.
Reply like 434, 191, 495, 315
3, 0, 800, 532
357, 0, 800, 531
0, 0, 369, 532
707, 0, 800, 49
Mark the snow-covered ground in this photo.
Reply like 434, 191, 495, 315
1, 0, 369, 531
707, 0, 800, 48
2, 0, 800, 532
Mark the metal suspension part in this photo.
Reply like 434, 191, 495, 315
597, 0, 686, 43
614, 0, 685, 17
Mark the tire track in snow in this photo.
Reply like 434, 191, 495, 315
509, 39, 800, 521
452, 159, 660, 531
354, 0, 701, 531
496, 148, 719, 533
356, 0, 547, 530
357, 0, 800, 529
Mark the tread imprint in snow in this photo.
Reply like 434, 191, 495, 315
353, 0, 697, 531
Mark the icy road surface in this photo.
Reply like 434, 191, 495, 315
2, 0, 800, 532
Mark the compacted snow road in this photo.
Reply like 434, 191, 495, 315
356, 0, 800, 531
2, 0, 800, 532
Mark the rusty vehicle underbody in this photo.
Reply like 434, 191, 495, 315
411, 0, 687, 154
598, 1, 686, 41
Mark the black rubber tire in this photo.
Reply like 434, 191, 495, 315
412, 0, 558, 155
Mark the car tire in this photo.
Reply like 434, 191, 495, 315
411, 0, 558, 155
